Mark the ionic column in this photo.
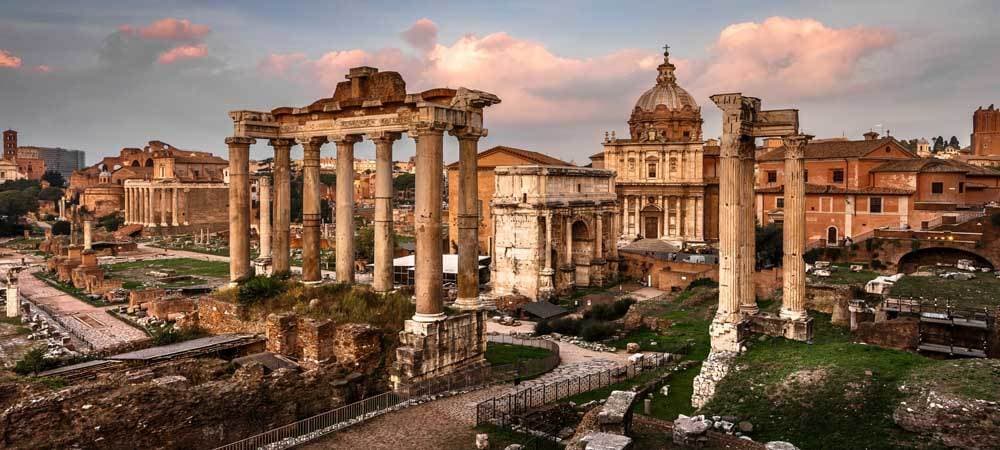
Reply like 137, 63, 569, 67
269, 138, 295, 276
633, 197, 640, 237
739, 148, 758, 315
675, 197, 684, 238
371, 132, 399, 293
160, 187, 168, 226
123, 188, 130, 224
663, 197, 671, 237
258, 177, 272, 259
453, 129, 485, 309
412, 127, 446, 322
182, 188, 190, 225
781, 134, 813, 320
332, 134, 361, 285
300, 137, 326, 284
687, 197, 696, 239
83, 220, 92, 250
695, 196, 704, 240
171, 187, 179, 226
621, 196, 629, 237
226, 136, 255, 284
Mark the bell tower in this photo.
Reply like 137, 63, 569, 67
3, 130, 17, 161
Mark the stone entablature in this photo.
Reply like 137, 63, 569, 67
491, 165, 619, 300
122, 180, 227, 229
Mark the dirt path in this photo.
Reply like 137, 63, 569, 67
486, 320, 630, 365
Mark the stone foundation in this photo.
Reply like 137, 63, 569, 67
691, 351, 738, 409
708, 319, 749, 353
392, 311, 488, 390
749, 314, 813, 342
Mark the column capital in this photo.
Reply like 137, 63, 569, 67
410, 123, 448, 137
267, 138, 297, 148
296, 136, 328, 148
225, 136, 256, 146
258, 176, 270, 187
781, 134, 814, 160
450, 127, 488, 141
368, 131, 402, 144
328, 134, 363, 145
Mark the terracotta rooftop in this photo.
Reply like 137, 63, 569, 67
757, 137, 909, 161
871, 158, 999, 176
446, 145, 572, 169
756, 183, 914, 195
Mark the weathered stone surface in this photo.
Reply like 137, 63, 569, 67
580, 431, 632, 450
673, 414, 711, 446
598, 390, 637, 434
765, 442, 799, 450
691, 351, 738, 408
893, 363, 1000, 449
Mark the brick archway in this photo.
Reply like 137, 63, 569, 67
896, 246, 996, 273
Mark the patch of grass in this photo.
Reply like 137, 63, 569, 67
475, 425, 560, 450
889, 274, 1000, 310
485, 343, 553, 366
907, 359, 1000, 402
701, 314, 933, 449
105, 257, 230, 279
645, 362, 702, 420
149, 325, 208, 346
809, 263, 880, 286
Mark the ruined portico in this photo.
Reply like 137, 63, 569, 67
227, 66, 500, 387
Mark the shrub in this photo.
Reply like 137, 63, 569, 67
150, 325, 207, 346
871, 259, 886, 270
687, 278, 719, 290
583, 298, 635, 321
98, 213, 124, 232
51, 221, 70, 235
579, 320, 619, 341
13, 347, 60, 375
237, 275, 287, 306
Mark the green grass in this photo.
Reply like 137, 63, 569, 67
485, 343, 553, 366
104, 258, 229, 279
475, 425, 560, 450
889, 273, 1000, 310
644, 362, 702, 419
701, 314, 934, 449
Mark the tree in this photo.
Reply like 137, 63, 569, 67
99, 213, 125, 231
393, 173, 415, 192
51, 221, 70, 235
41, 170, 65, 188
320, 173, 336, 186
755, 223, 784, 269
37, 187, 64, 202
356, 226, 375, 261
948, 136, 960, 149
933, 136, 945, 152
289, 174, 332, 223
0, 179, 39, 192
0, 190, 38, 221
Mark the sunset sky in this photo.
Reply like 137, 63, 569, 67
1, 0, 997, 164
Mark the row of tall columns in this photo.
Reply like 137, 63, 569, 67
228, 127, 487, 322
712, 98, 751, 325
372, 133, 398, 293
780, 135, 812, 320
620, 194, 701, 239
123, 186, 186, 227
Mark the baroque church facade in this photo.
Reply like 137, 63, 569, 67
594, 47, 719, 247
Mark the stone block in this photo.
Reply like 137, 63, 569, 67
299, 318, 336, 366
625, 342, 639, 353
581, 432, 632, 450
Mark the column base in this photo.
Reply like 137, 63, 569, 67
740, 304, 760, 316
779, 308, 808, 321
302, 280, 323, 286
411, 312, 447, 323
709, 319, 750, 353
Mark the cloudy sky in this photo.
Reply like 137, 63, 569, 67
0, 0, 997, 165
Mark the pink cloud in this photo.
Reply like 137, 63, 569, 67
120, 18, 210, 41
33, 65, 52, 73
258, 53, 308, 77
688, 16, 895, 100
0, 50, 22, 68
157, 44, 208, 64
401, 18, 438, 53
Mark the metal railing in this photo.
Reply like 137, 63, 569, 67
215, 335, 560, 450
475, 355, 669, 427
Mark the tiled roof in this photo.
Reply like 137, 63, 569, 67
756, 183, 914, 195
871, 158, 999, 176
446, 145, 572, 169
757, 137, 910, 161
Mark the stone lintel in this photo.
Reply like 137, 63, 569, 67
748, 313, 814, 343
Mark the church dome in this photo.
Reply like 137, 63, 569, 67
633, 47, 697, 112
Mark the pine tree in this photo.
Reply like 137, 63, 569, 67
948, 136, 960, 149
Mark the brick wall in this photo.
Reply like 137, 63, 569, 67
197, 297, 266, 335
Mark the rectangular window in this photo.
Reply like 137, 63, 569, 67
648, 163, 657, 178
804, 169, 809, 182
776, 197, 784, 208
832, 169, 844, 183
869, 197, 882, 213
820, 197, 833, 212
766, 171, 777, 183
931, 182, 943, 194
958, 182, 965, 193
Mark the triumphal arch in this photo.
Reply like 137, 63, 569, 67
227, 66, 500, 386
